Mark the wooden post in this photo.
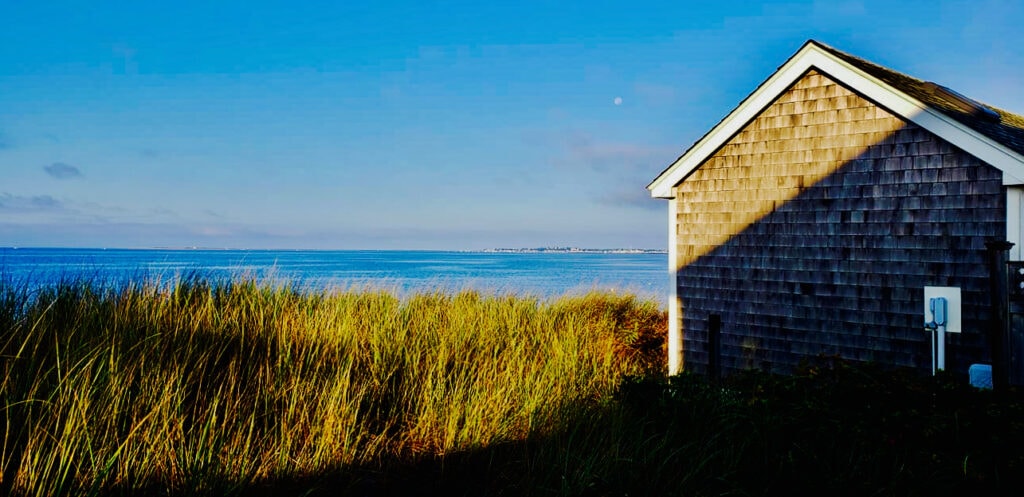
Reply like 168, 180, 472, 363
708, 314, 722, 383
986, 240, 1013, 391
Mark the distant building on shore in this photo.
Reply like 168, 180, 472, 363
648, 40, 1024, 384
482, 247, 666, 254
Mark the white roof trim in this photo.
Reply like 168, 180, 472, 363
648, 43, 1024, 199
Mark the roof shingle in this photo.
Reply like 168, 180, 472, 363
810, 40, 1024, 156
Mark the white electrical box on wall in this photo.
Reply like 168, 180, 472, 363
923, 286, 962, 333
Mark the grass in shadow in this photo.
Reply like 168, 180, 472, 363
4, 276, 1024, 496
0, 277, 666, 496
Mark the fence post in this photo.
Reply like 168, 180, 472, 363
986, 240, 1013, 391
708, 314, 721, 383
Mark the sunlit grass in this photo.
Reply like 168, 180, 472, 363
4, 276, 1024, 495
0, 277, 666, 496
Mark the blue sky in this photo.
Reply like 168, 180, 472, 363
2, 0, 1023, 250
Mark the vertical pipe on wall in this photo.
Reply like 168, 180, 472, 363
930, 328, 936, 376
937, 325, 946, 372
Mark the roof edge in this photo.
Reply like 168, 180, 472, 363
648, 41, 1024, 198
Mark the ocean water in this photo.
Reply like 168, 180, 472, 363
0, 248, 668, 300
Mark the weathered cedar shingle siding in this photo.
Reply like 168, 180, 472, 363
673, 70, 1004, 375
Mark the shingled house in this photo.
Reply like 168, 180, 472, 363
647, 40, 1024, 378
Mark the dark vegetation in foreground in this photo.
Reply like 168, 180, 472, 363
2, 278, 1024, 496
246, 364, 1024, 497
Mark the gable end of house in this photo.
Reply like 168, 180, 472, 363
648, 40, 1024, 199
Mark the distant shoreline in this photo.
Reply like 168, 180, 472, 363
2, 246, 668, 254
479, 247, 666, 254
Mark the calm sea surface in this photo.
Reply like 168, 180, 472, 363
0, 248, 668, 300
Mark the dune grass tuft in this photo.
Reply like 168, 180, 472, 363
0, 277, 665, 496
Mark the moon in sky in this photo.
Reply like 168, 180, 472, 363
613, 96, 622, 106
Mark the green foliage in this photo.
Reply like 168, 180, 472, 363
632, 360, 1024, 497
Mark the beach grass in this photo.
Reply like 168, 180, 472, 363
4, 277, 1024, 496
0, 277, 665, 496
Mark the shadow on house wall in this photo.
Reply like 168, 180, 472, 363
671, 70, 1004, 376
